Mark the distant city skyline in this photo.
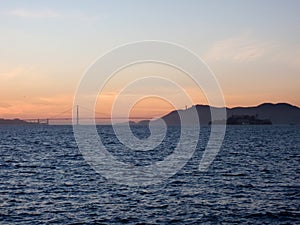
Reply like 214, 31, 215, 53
1, 0, 300, 119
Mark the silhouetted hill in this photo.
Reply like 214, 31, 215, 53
0, 118, 30, 125
160, 103, 300, 125
227, 103, 300, 124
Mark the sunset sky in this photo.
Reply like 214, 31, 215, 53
0, 0, 299, 120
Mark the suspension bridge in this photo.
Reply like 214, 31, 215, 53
22, 105, 165, 125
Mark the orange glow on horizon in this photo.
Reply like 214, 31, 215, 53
1, 94, 299, 121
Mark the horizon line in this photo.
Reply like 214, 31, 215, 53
1, 101, 299, 121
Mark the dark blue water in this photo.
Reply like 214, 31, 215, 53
0, 125, 299, 224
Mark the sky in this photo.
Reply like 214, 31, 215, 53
0, 0, 299, 120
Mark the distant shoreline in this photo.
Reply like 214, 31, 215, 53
0, 118, 44, 125
1, 102, 300, 125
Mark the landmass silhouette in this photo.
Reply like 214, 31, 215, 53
0, 118, 31, 125
133, 103, 300, 126
0, 118, 48, 125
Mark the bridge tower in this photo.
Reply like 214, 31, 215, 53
76, 105, 79, 125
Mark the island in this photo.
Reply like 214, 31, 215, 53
226, 115, 272, 125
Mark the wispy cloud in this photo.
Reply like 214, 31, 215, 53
2, 8, 105, 21
66, 10, 105, 21
5, 8, 60, 19
205, 33, 274, 63
0, 67, 27, 79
